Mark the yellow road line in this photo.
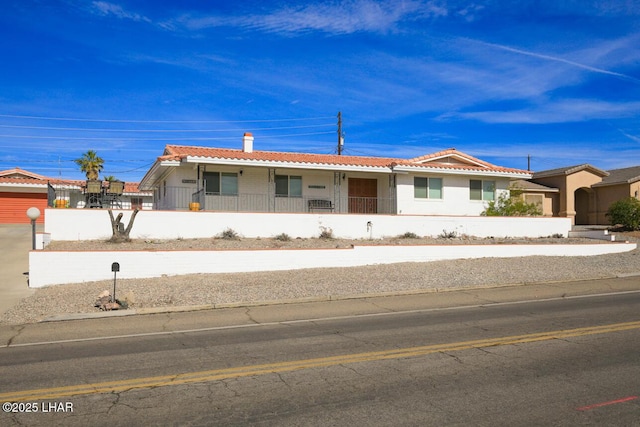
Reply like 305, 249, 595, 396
2, 320, 639, 402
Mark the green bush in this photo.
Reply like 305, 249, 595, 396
274, 233, 292, 242
482, 185, 542, 217
399, 232, 420, 239
219, 228, 240, 240
606, 197, 640, 230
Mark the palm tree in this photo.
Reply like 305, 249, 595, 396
75, 150, 104, 180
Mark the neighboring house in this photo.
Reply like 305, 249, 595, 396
527, 164, 640, 225
511, 179, 560, 217
0, 168, 153, 224
528, 164, 609, 225
592, 166, 640, 224
139, 133, 532, 216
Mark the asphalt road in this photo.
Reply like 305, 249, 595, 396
1, 278, 639, 426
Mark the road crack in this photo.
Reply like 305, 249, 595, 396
244, 308, 259, 324
5, 325, 25, 347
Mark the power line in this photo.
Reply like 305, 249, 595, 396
0, 123, 334, 132
0, 113, 335, 123
0, 131, 336, 141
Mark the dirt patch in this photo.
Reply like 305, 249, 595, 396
45, 234, 609, 251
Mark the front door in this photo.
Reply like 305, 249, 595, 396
348, 178, 377, 213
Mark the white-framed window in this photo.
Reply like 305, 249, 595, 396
470, 179, 495, 201
275, 175, 302, 197
414, 177, 443, 199
203, 172, 238, 195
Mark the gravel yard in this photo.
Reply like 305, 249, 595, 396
2, 233, 638, 325
44, 234, 606, 251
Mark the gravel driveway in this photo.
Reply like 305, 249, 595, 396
2, 235, 639, 325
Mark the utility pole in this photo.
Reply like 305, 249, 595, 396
527, 154, 531, 171
337, 111, 343, 155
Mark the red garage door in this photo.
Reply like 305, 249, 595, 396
0, 192, 47, 224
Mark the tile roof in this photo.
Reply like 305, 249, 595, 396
0, 168, 150, 194
593, 166, 640, 186
532, 164, 609, 179
0, 167, 48, 180
409, 148, 496, 168
511, 179, 559, 192
158, 145, 530, 175
161, 145, 398, 168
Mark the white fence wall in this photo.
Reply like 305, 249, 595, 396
29, 242, 636, 288
44, 209, 572, 241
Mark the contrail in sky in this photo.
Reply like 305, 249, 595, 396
472, 39, 640, 83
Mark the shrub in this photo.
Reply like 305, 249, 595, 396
319, 227, 334, 239
274, 233, 292, 242
482, 185, 542, 217
219, 228, 240, 240
439, 229, 458, 239
399, 232, 420, 239
606, 197, 640, 231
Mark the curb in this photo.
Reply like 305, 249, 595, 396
41, 272, 640, 323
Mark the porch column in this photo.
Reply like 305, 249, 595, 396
334, 172, 341, 213
268, 168, 276, 212
389, 174, 397, 214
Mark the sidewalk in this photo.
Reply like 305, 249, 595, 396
0, 225, 36, 316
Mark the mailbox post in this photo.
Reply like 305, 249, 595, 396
111, 262, 120, 303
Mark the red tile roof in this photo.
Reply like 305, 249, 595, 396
161, 145, 398, 168
159, 145, 529, 175
0, 169, 150, 194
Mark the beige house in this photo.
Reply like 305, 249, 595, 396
511, 179, 560, 217
520, 164, 640, 225
592, 166, 640, 224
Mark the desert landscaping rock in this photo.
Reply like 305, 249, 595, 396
2, 233, 638, 325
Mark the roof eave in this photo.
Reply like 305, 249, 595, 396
593, 177, 640, 187
392, 165, 532, 179
139, 160, 181, 190
0, 182, 49, 189
414, 153, 490, 168
184, 156, 393, 173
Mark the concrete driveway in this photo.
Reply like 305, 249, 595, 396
0, 224, 37, 315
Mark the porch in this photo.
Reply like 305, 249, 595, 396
156, 186, 397, 214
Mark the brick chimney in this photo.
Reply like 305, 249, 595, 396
242, 132, 254, 153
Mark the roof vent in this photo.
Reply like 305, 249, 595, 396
242, 132, 254, 153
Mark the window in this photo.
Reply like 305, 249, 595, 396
275, 175, 302, 197
470, 180, 495, 201
524, 194, 543, 209
203, 172, 238, 195
131, 197, 143, 210
414, 177, 443, 199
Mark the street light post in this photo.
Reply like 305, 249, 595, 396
26, 207, 41, 250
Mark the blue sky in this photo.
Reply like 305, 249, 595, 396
1, 0, 639, 182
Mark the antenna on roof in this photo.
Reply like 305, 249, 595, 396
337, 111, 344, 155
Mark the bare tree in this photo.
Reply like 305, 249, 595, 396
108, 209, 139, 243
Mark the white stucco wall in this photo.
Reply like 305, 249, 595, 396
396, 174, 510, 215
28, 241, 637, 288
44, 208, 571, 241
153, 164, 522, 217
